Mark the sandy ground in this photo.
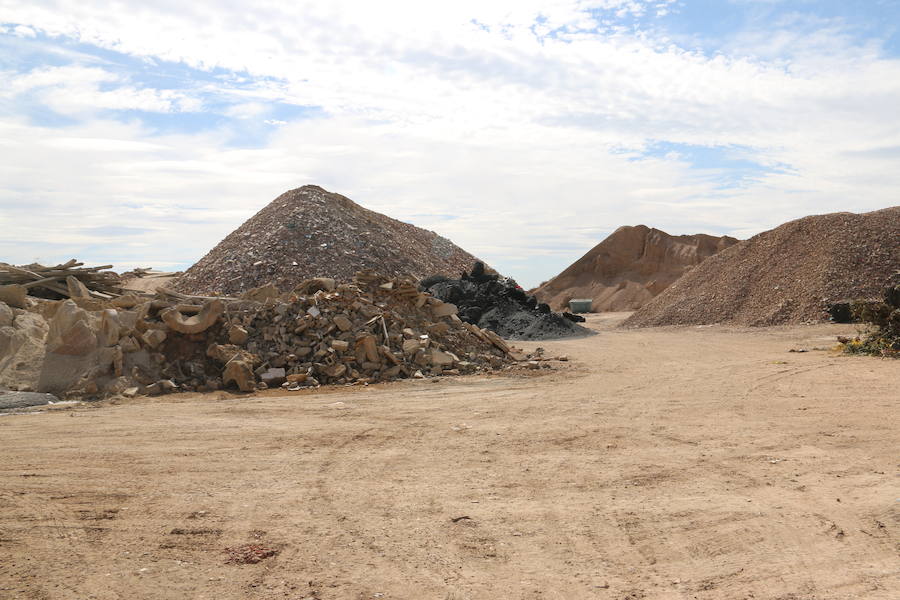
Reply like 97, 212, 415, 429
1, 314, 897, 599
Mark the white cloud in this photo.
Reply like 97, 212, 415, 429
0, 0, 898, 286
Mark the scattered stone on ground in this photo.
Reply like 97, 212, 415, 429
174, 185, 486, 296
624, 206, 900, 327
0, 269, 566, 400
422, 262, 591, 341
533, 225, 738, 312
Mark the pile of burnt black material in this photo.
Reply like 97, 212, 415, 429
421, 263, 591, 341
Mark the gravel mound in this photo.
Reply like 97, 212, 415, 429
423, 263, 592, 341
175, 185, 483, 296
623, 207, 900, 328
533, 225, 737, 311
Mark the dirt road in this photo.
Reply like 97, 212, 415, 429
1, 315, 897, 599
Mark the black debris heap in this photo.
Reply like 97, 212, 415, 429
421, 263, 591, 341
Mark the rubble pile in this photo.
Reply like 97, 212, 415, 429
422, 263, 591, 341
624, 206, 900, 327
840, 273, 900, 357
0, 270, 523, 400
175, 185, 486, 296
0, 260, 122, 305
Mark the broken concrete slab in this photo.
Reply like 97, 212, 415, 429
0, 391, 58, 410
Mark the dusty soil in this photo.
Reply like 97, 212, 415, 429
1, 314, 898, 599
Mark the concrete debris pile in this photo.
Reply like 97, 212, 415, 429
624, 206, 900, 327
421, 263, 591, 341
840, 273, 900, 357
0, 260, 122, 305
0, 270, 524, 400
175, 185, 486, 296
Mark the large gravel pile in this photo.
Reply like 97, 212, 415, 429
623, 207, 900, 327
175, 186, 483, 296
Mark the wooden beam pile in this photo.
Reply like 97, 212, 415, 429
0, 260, 123, 301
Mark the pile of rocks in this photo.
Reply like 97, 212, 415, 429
174, 185, 485, 296
422, 263, 591, 341
624, 206, 900, 327
1, 270, 522, 400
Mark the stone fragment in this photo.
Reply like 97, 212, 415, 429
260, 367, 286, 387
223, 360, 256, 392
0, 302, 13, 327
323, 363, 347, 378
142, 329, 167, 349
430, 349, 456, 366
286, 373, 308, 384
145, 379, 178, 395
228, 324, 249, 345
426, 322, 450, 336
332, 315, 353, 331
358, 335, 379, 362
331, 339, 350, 352
50, 318, 96, 356
160, 299, 224, 334
122, 387, 140, 398
65, 276, 92, 299
431, 302, 458, 318
97, 309, 121, 347
402, 338, 421, 355
0, 285, 27, 309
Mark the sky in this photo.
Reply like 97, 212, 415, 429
1, 1, 899, 288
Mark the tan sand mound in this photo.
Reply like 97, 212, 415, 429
533, 225, 738, 312
624, 206, 900, 327
174, 185, 483, 296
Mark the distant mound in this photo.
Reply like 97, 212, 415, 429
175, 185, 484, 296
533, 226, 738, 312
624, 207, 900, 328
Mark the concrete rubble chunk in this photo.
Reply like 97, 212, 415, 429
66, 275, 93, 299
141, 329, 167, 349
430, 302, 458, 318
260, 367, 286, 387
223, 360, 256, 392
228, 324, 249, 345
161, 299, 225, 334
430, 349, 456, 366
0, 301, 13, 327
0, 285, 28, 309
98, 309, 121, 347
332, 315, 353, 331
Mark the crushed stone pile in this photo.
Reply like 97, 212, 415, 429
533, 226, 738, 312
175, 185, 484, 296
0, 270, 558, 402
624, 206, 900, 328
421, 263, 591, 341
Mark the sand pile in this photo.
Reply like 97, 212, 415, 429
422, 263, 591, 340
175, 185, 483, 296
624, 207, 900, 327
533, 226, 738, 312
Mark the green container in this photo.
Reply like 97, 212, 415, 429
569, 299, 593, 313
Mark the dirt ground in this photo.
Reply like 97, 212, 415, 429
1, 314, 897, 599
